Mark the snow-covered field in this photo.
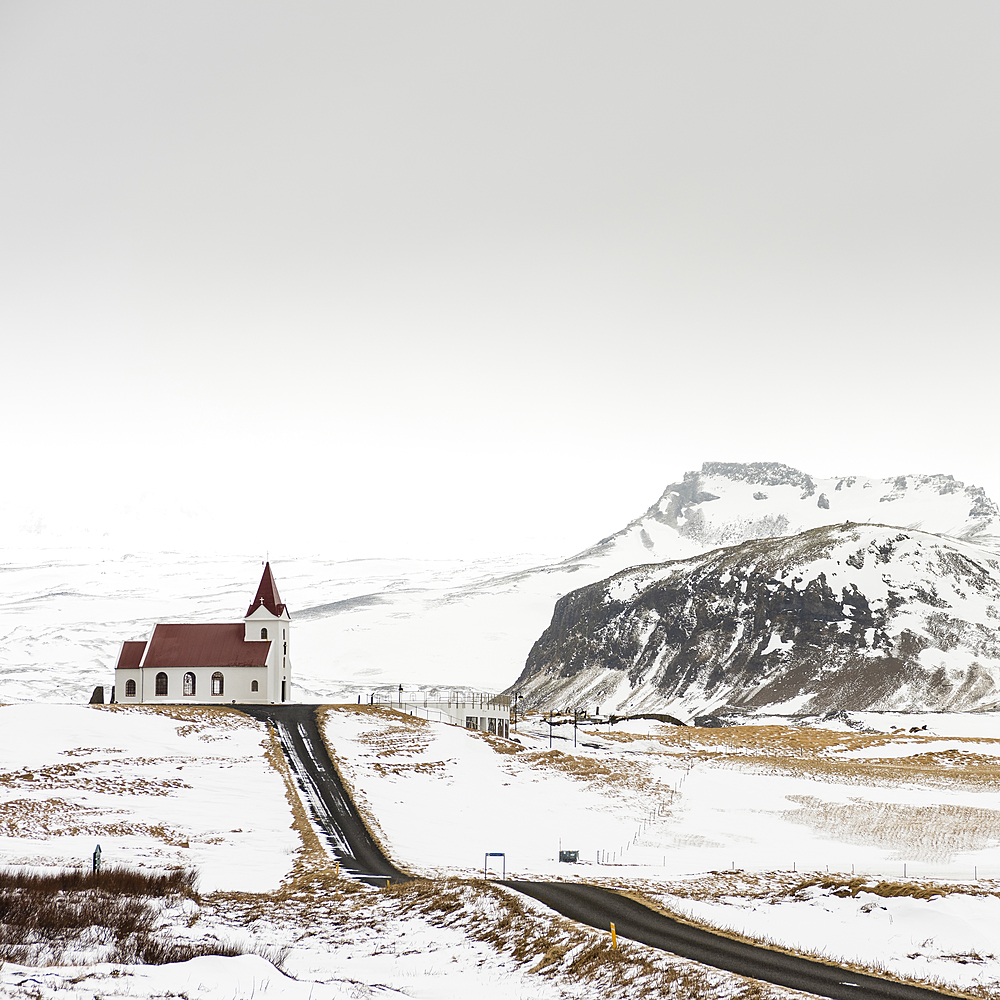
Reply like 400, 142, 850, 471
646, 873, 1000, 995
321, 705, 1000, 993
0, 703, 296, 892
0, 703, 803, 1000
5, 599, 1000, 995
0, 547, 565, 706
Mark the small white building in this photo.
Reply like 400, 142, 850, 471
386, 692, 512, 738
114, 563, 292, 705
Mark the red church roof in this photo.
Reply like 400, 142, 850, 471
245, 562, 287, 618
142, 624, 271, 669
115, 641, 147, 670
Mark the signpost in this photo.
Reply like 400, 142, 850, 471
484, 852, 505, 879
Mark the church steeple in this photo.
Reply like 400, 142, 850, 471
245, 562, 288, 619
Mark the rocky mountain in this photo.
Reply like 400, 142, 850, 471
574, 462, 1000, 573
7, 460, 999, 709
512, 523, 1000, 719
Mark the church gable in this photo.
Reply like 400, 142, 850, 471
115, 641, 147, 670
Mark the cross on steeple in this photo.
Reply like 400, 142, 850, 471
245, 562, 288, 619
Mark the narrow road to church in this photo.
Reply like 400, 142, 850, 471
237, 704, 950, 1000
236, 703, 408, 886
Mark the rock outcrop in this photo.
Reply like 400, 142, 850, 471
512, 523, 1000, 719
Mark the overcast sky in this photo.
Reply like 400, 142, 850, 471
1, 1, 997, 559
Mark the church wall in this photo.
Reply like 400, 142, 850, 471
271, 621, 290, 702
114, 666, 269, 704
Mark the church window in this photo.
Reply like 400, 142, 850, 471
283, 642, 287, 654
124, 679, 136, 698
211, 672, 224, 696
261, 628, 268, 640
251, 680, 259, 692
183, 672, 196, 696
155, 672, 168, 696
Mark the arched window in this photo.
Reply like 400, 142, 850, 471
183, 672, 196, 696
155, 672, 168, 696
251, 680, 259, 692
260, 628, 268, 640
124, 679, 136, 698
211, 671, 224, 696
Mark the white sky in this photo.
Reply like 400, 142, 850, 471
1, 1, 997, 559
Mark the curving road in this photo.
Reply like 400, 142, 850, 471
237, 705, 951, 1000
500, 880, 950, 1000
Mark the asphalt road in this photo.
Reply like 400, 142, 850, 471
235, 703, 408, 885
236, 705, 951, 1000
501, 880, 950, 1000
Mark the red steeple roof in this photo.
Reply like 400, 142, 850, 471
246, 562, 288, 618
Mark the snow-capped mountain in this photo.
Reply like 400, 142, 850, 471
574, 462, 1000, 574
4, 461, 1000, 708
513, 523, 1000, 719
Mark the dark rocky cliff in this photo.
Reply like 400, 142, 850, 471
512, 523, 1000, 717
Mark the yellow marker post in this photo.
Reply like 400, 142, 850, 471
610, 922, 617, 950
386, 878, 390, 888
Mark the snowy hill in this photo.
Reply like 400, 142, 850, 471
513, 523, 1000, 719
573, 462, 1000, 573
3, 462, 1000, 706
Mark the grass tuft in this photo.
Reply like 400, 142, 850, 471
0, 865, 258, 968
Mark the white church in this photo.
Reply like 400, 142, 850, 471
114, 563, 292, 704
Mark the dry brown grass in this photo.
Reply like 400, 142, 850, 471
482, 732, 524, 754
599, 723, 996, 759
0, 866, 229, 966
0, 759, 190, 796
351, 709, 433, 758
590, 724, 1000, 792
98, 703, 257, 740
609, 868, 1000, 907
0, 798, 189, 845
212, 875, 791, 1000
371, 760, 447, 776
521, 748, 623, 782
787, 875, 1000, 902
749, 752, 1000, 792
783, 796, 1000, 861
